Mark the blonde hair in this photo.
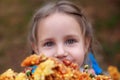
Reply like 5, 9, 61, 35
28, 0, 95, 56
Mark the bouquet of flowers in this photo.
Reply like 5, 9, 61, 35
0, 54, 118, 80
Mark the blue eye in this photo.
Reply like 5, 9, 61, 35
65, 39, 77, 45
44, 41, 54, 47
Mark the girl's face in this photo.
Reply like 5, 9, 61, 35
34, 13, 88, 67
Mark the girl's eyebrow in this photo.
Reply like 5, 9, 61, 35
39, 38, 54, 43
64, 34, 81, 40
65, 34, 80, 38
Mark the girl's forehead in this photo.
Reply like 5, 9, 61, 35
37, 13, 82, 33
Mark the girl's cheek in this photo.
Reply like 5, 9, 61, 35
66, 44, 82, 53
67, 45, 85, 61
38, 47, 56, 57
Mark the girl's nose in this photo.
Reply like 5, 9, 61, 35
55, 44, 67, 59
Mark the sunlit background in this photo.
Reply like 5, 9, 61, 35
0, 0, 120, 73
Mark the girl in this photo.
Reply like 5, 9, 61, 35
28, 0, 102, 75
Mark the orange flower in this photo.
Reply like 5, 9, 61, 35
108, 66, 120, 80
21, 54, 47, 67
79, 72, 92, 80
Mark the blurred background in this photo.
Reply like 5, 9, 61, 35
0, 0, 120, 73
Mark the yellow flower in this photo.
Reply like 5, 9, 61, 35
0, 69, 17, 80
33, 59, 55, 80
15, 72, 27, 80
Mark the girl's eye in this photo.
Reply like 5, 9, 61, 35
43, 41, 54, 47
65, 39, 77, 45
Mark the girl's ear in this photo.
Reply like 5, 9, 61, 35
31, 42, 39, 54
